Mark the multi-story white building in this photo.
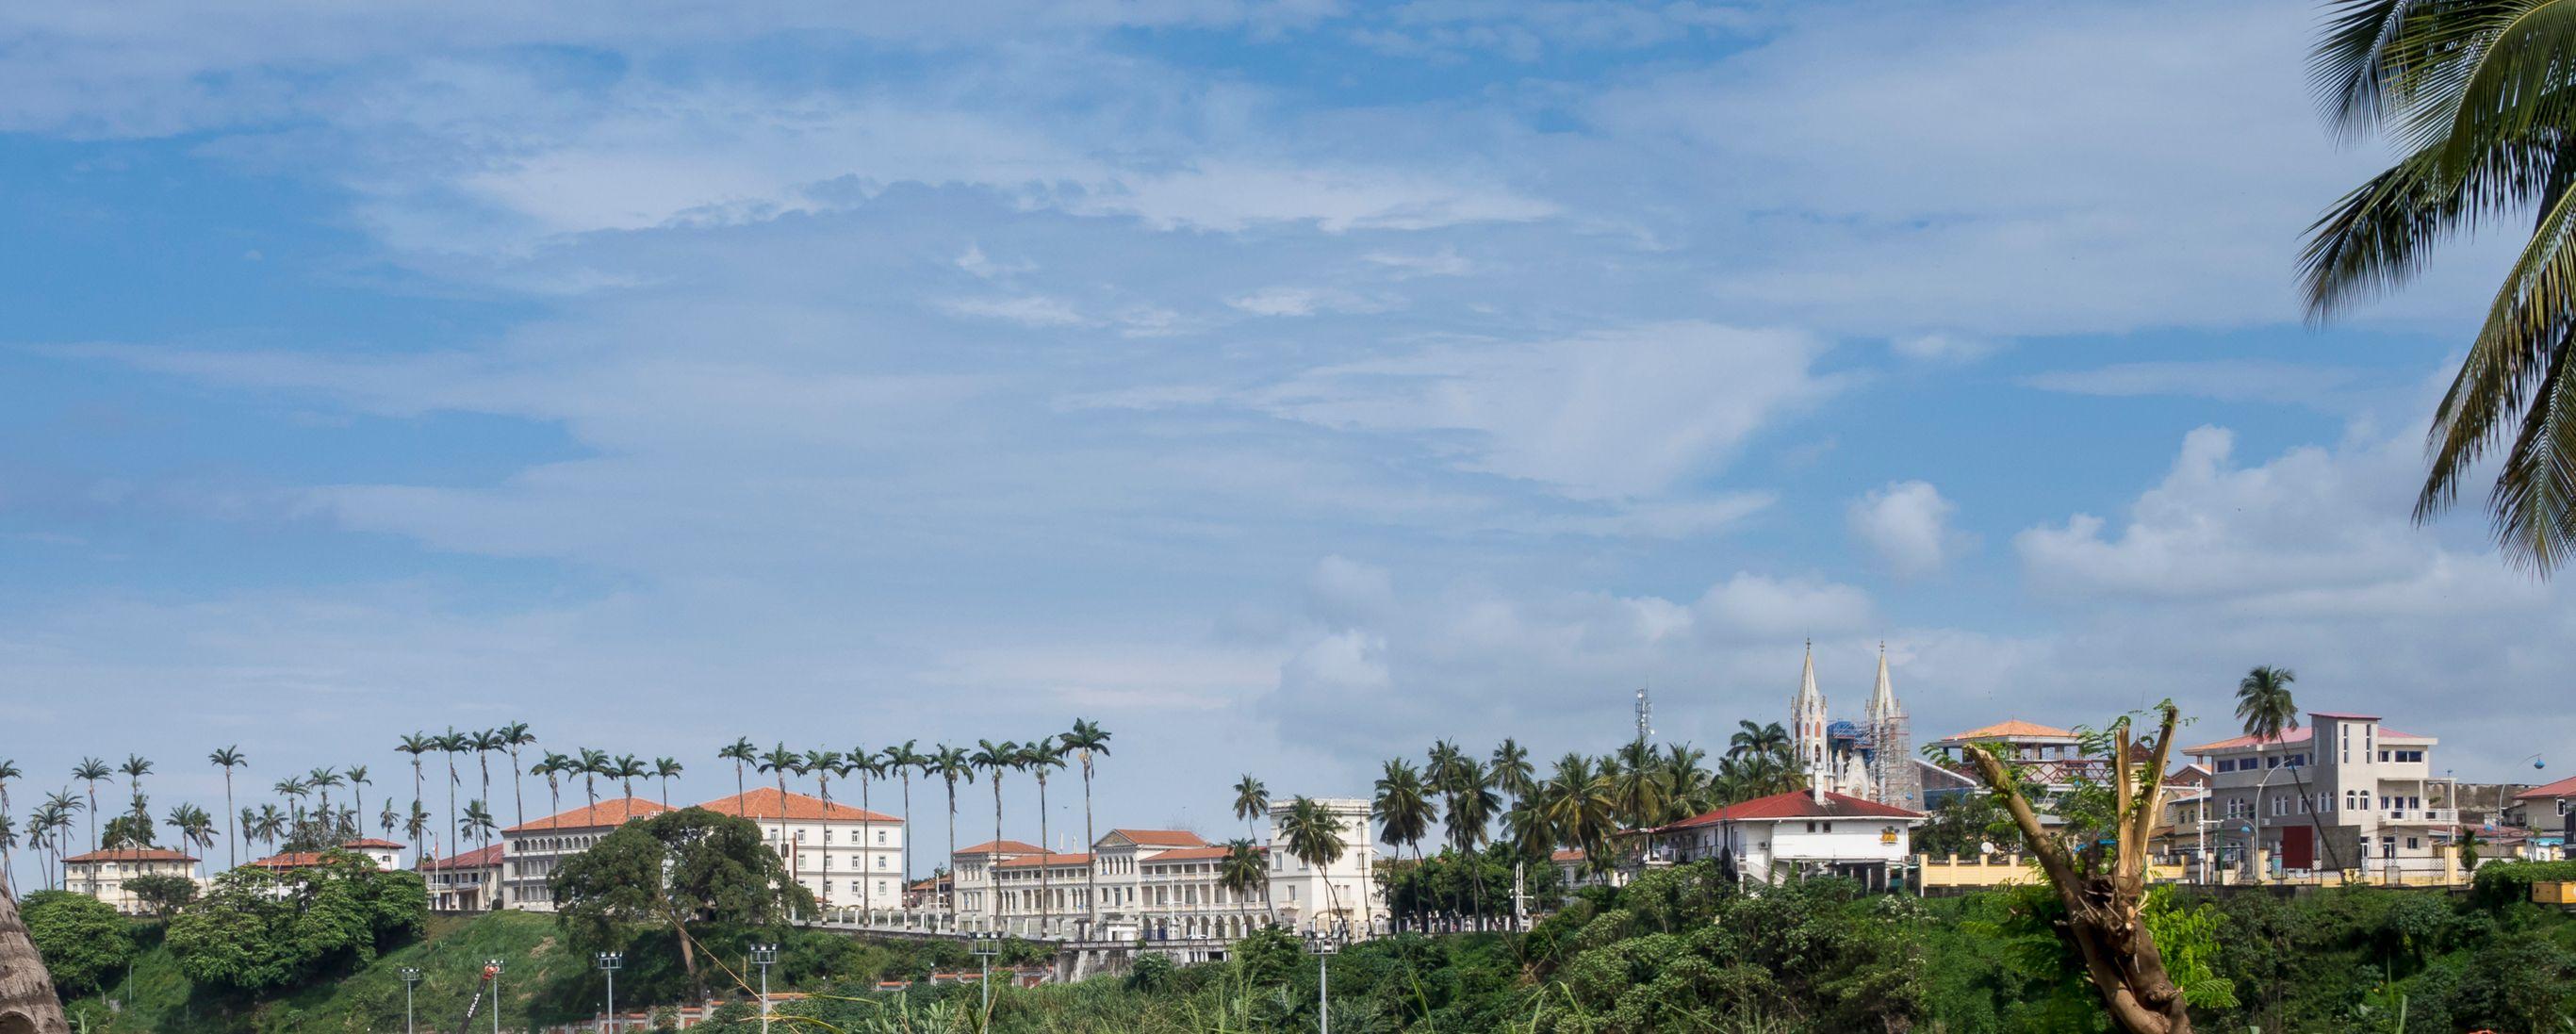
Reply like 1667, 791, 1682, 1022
61, 847, 198, 914
1646, 789, 1923, 891
697, 788, 905, 914
950, 839, 1042, 921
501, 797, 670, 911
339, 838, 408, 870
424, 844, 503, 911
1259, 798, 1378, 936
2186, 710, 2449, 880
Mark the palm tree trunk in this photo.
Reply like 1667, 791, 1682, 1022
509, 747, 526, 831
444, 758, 458, 867
992, 780, 1005, 928
223, 771, 237, 869
860, 776, 874, 916
735, 763, 747, 817
944, 781, 959, 915
1037, 775, 1052, 936
1081, 764, 1096, 937
776, 771, 791, 894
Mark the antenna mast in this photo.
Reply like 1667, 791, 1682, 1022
1634, 684, 1654, 744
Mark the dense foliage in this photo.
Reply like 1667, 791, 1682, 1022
20, 890, 137, 996
550, 806, 812, 997
1380, 845, 1566, 927
163, 849, 426, 993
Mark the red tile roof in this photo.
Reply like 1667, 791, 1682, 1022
1938, 719, 2079, 742
1550, 848, 1585, 863
503, 797, 670, 833
247, 851, 330, 869
1143, 845, 1258, 862
342, 838, 406, 849
2519, 774, 2576, 800
696, 787, 897, 823
956, 840, 1042, 856
995, 852, 1092, 869
1661, 790, 1924, 828
424, 844, 505, 870
2181, 728, 2315, 754
62, 847, 195, 863
1109, 829, 1205, 846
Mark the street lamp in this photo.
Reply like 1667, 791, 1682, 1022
595, 951, 623, 1033
484, 959, 505, 1034
397, 967, 421, 1034
749, 943, 779, 1034
1303, 929, 1340, 1034
969, 930, 1003, 1015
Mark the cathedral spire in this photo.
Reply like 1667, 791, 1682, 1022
1867, 641, 1901, 721
1791, 640, 1829, 794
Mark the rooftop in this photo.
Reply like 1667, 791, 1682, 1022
2519, 774, 2576, 800
955, 839, 1043, 856
1108, 829, 1206, 846
994, 852, 1092, 869
342, 838, 406, 849
62, 847, 195, 863
696, 787, 898, 824
503, 797, 671, 833
1936, 719, 2079, 743
1143, 845, 1259, 862
1661, 790, 1924, 828
423, 844, 505, 870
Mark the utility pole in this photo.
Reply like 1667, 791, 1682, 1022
485, 959, 503, 1034
1304, 929, 1338, 1034
750, 944, 779, 1034
971, 930, 1001, 1015
398, 967, 420, 1034
595, 952, 622, 1033
1634, 685, 1653, 745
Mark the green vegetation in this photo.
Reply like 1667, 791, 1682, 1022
21, 891, 137, 996
165, 851, 425, 993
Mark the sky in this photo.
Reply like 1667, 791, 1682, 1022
0, 0, 2565, 878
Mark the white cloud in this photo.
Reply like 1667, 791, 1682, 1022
938, 295, 1091, 328
1226, 286, 1390, 318
1848, 480, 1967, 578
1890, 333, 2000, 363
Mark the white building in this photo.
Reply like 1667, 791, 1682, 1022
339, 838, 407, 870
697, 788, 905, 914
2185, 709, 2448, 879
1647, 789, 1924, 891
61, 847, 199, 914
424, 844, 503, 911
950, 839, 1042, 922
501, 797, 671, 911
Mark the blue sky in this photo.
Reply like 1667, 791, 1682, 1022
0, 0, 2561, 871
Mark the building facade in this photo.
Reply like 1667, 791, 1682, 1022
500, 797, 671, 911
1647, 789, 1923, 891
698, 789, 905, 915
60, 848, 198, 914
424, 844, 503, 911
2185, 710, 2449, 879
1788, 645, 1918, 809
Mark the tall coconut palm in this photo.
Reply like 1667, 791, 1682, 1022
577, 748, 611, 811
120, 754, 153, 806
930, 745, 975, 911
654, 757, 684, 808
1425, 740, 1466, 843
469, 729, 505, 830
968, 740, 1021, 924
802, 748, 844, 907
1218, 838, 1272, 925
496, 722, 536, 830
380, 798, 399, 841
1609, 739, 1669, 832
718, 738, 758, 817
1059, 719, 1111, 933
610, 755, 648, 822
1445, 759, 1500, 856
205, 747, 246, 868
462, 798, 498, 888
1729, 720, 1791, 765
164, 804, 216, 878
1540, 753, 1616, 870
1232, 775, 1269, 840
251, 803, 286, 849
1659, 743, 1713, 823
396, 734, 433, 862
344, 765, 372, 838
1281, 796, 1349, 930
307, 767, 343, 838
1372, 760, 1436, 862
1490, 740, 1534, 811
847, 750, 883, 913
536, 751, 573, 818
402, 801, 431, 854
273, 777, 308, 837
0, 812, 16, 894
1022, 740, 1068, 934
2305, 6, 2576, 573
71, 758, 111, 852
882, 741, 928, 908
2236, 664, 2306, 870
38, 794, 79, 890
758, 745, 803, 857
435, 729, 470, 864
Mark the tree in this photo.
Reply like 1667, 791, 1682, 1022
2305, 6, 2576, 572
1729, 720, 1791, 766
931, 745, 974, 911
0, 813, 15, 895
1956, 702, 2194, 1034
881, 741, 927, 911
463, 799, 498, 860
537, 751, 573, 819
435, 729, 469, 864
165, 803, 217, 874
718, 737, 758, 818
72, 758, 111, 853
757, 744, 802, 855
1022, 740, 1067, 934
1915, 793, 2010, 861
1491, 739, 1534, 811
578, 747, 612, 811
0, 758, 16, 893
166, 850, 425, 993
395, 733, 434, 866
611, 754, 648, 822
1061, 718, 1111, 935
968, 740, 1021, 924
1374, 760, 1436, 862
343, 765, 372, 840
655, 757, 685, 808
1282, 796, 1349, 929
2235, 665, 2303, 874
1232, 774, 1269, 839
120, 754, 153, 809
19, 890, 136, 995
101, 811, 156, 850
1539, 753, 1616, 873
127, 873, 199, 916
306, 766, 342, 838
1218, 838, 1272, 925
497, 721, 536, 830
549, 807, 812, 999
207, 746, 246, 869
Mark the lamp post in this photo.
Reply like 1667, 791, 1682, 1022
595, 951, 622, 1033
748, 943, 779, 1034
397, 967, 420, 1034
485, 959, 504, 1034
969, 930, 1002, 1015
1303, 928, 1339, 1034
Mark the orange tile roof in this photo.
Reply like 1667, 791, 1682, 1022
2180, 728, 2314, 754
424, 844, 505, 870
1940, 719, 2078, 742
1109, 829, 1205, 846
1551, 848, 1585, 863
247, 851, 330, 869
1660, 790, 1925, 828
1142, 845, 1255, 862
503, 796, 671, 833
62, 847, 195, 863
342, 838, 406, 849
2519, 774, 2576, 800
695, 787, 898, 823
956, 839, 1042, 856
995, 852, 1091, 869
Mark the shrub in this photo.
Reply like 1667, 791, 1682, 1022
19, 891, 137, 996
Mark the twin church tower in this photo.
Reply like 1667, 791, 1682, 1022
1790, 642, 1919, 810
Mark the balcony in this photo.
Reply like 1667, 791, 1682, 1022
2383, 808, 2457, 825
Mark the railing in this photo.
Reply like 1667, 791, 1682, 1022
2385, 808, 2457, 824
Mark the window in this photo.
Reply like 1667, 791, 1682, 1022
2272, 796, 2289, 816
2405, 837, 2420, 850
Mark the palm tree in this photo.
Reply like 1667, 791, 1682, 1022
930, 745, 975, 911
345, 765, 372, 838
609, 755, 648, 821
121, 754, 153, 805
1540, 753, 1616, 872
274, 777, 309, 838
2236, 664, 2306, 870
1426, 740, 1466, 845
72, 758, 111, 852
435, 729, 470, 863
205, 747, 246, 868
396, 734, 433, 862
802, 748, 844, 907
307, 767, 343, 837
402, 801, 431, 855
718, 738, 758, 817
1490, 740, 1534, 812
38, 794, 79, 890
1060, 719, 1111, 934
968, 739, 1021, 924
380, 798, 399, 841
1232, 775, 1269, 840
1729, 720, 1791, 765
164, 804, 216, 878
250, 803, 286, 849
2306, 9, 2576, 572
847, 750, 883, 913
882, 741, 928, 909
496, 722, 536, 830
1609, 739, 1669, 832
1218, 838, 1272, 925
577, 748, 612, 811
654, 758, 684, 808
1372, 760, 1436, 862
758, 745, 803, 857
1281, 796, 1350, 930
0, 812, 16, 894
1022, 740, 1068, 935
536, 751, 573, 818
1659, 743, 1713, 824
470, 729, 505, 832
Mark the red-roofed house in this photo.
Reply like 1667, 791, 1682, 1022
501, 797, 670, 911
424, 844, 504, 911
2513, 775, 2576, 859
2184, 709, 2453, 882
61, 848, 199, 914
1647, 790, 1925, 891
697, 789, 906, 916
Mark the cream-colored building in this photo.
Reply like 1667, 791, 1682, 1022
501, 797, 671, 911
2187, 709, 2449, 880
425, 844, 503, 911
61, 848, 198, 914
698, 788, 905, 914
